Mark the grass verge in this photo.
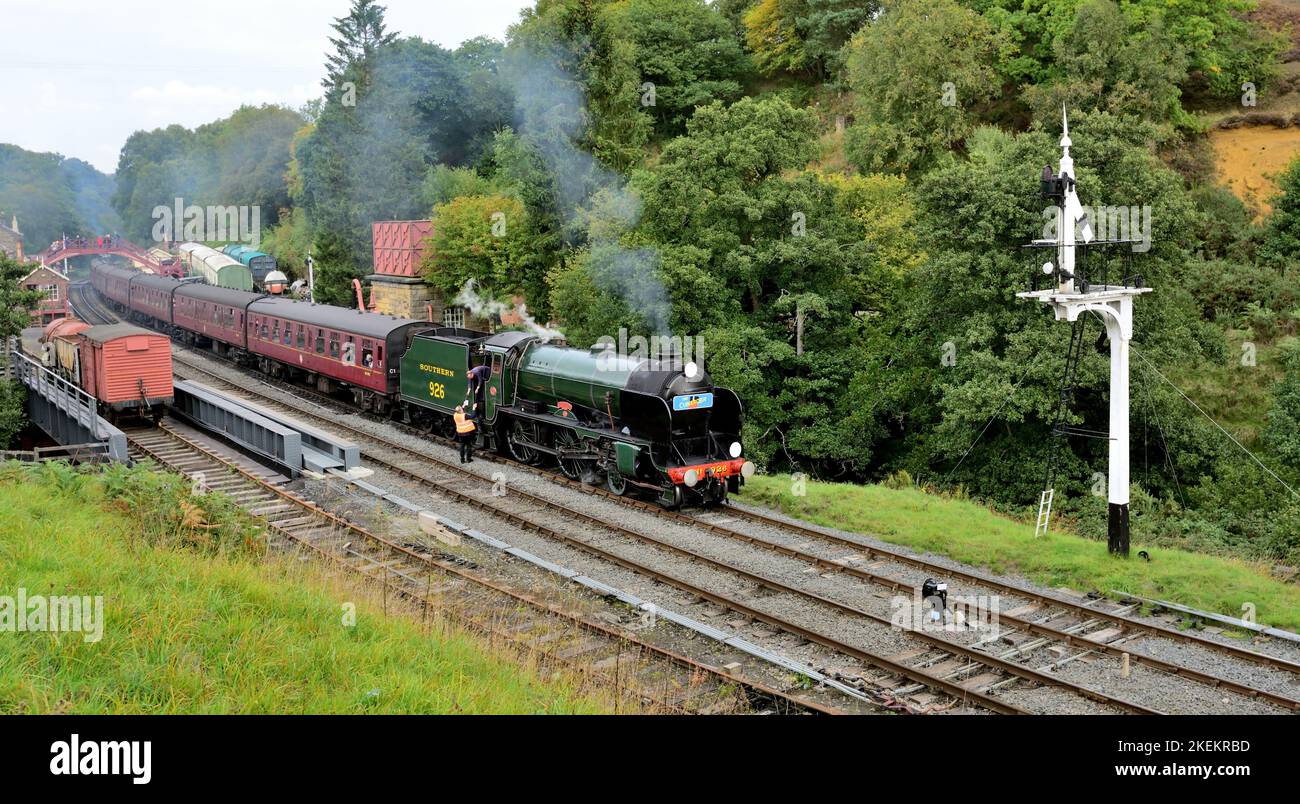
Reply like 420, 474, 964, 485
743, 474, 1300, 634
0, 462, 616, 713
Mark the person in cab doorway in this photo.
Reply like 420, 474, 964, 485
467, 363, 491, 408
454, 404, 477, 463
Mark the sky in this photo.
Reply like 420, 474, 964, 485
0, 0, 535, 173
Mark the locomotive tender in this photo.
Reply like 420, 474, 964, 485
89, 263, 752, 507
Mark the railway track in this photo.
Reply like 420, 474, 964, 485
68, 281, 116, 325
165, 356, 1162, 714
122, 421, 842, 715
75, 282, 1300, 712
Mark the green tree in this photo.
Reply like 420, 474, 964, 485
1266, 339, 1300, 471
310, 230, 361, 307
110, 107, 304, 243
324, 0, 398, 90
0, 252, 44, 446
1020, 0, 1189, 125
507, 0, 649, 170
744, 0, 808, 76
599, 0, 749, 136
294, 35, 514, 301
972, 0, 1282, 105
744, 0, 879, 80
1, 145, 121, 248
1259, 157, 1300, 270
425, 194, 535, 299
843, 0, 1006, 174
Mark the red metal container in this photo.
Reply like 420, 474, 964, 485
372, 220, 433, 277
77, 324, 174, 410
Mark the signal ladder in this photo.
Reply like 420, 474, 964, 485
1037, 316, 1092, 537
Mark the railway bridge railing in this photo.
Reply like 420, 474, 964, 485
37, 239, 166, 273
7, 349, 127, 462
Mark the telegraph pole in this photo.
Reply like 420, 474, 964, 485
1018, 109, 1151, 557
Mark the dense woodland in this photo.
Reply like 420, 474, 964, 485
9, 0, 1300, 565
0, 144, 120, 249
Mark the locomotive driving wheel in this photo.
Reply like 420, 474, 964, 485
507, 419, 543, 465
553, 428, 585, 480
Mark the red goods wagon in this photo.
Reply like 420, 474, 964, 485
77, 324, 174, 413
372, 220, 433, 278
172, 283, 259, 349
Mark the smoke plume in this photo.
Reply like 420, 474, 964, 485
454, 278, 565, 342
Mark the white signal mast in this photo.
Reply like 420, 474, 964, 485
1018, 109, 1151, 557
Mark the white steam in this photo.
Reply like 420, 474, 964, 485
454, 279, 565, 342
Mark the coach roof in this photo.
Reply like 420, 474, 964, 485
174, 281, 263, 308
131, 273, 182, 292
248, 297, 425, 339
97, 264, 138, 282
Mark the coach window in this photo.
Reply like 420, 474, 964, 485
315, 329, 325, 354
296, 326, 305, 349
272, 320, 279, 341
261, 319, 270, 340
282, 322, 291, 345
360, 340, 373, 368
342, 339, 355, 366
376, 344, 384, 368
329, 333, 340, 359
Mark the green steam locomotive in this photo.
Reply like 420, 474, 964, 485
399, 327, 753, 508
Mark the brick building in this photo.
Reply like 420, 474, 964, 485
19, 264, 69, 326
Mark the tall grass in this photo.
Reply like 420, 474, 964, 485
0, 461, 618, 713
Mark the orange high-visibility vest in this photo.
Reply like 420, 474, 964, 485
454, 411, 476, 434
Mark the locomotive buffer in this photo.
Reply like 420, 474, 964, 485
1017, 109, 1151, 557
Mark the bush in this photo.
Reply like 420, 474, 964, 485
1185, 259, 1293, 328
97, 461, 266, 557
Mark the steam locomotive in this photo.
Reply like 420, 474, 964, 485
89, 263, 752, 507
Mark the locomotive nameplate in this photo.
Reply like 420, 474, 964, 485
672, 393, 713, 411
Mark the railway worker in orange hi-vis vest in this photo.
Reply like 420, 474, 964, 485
454, 404, 477, 464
